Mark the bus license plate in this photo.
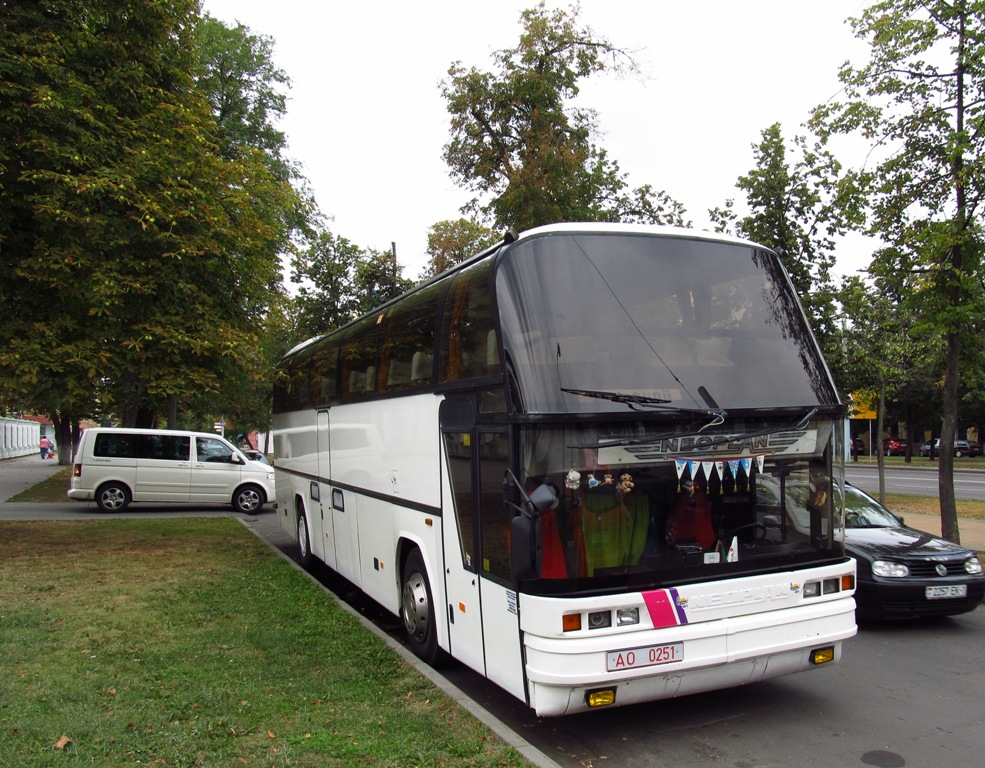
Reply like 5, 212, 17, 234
926, 585, 967, 599
607, 642, 683, 672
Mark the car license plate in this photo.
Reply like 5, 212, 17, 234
926, 584, 967, 599
606, 642, 683, 672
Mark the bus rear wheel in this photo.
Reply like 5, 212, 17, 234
296, 510, 312, 571
401, 549, 442, 666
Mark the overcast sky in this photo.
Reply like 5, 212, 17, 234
202, 0, 873, 279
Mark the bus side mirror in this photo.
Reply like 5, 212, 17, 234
511, 514, 542, 580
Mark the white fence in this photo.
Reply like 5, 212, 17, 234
0, 417, 41, 460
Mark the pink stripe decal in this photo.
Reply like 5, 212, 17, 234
642, 589, 683, 628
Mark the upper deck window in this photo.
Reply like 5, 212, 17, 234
495, 232, 837, 414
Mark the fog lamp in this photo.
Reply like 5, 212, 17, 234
803, 581, 820, 598
810, 646, 836, 665
585, 688, 616, 708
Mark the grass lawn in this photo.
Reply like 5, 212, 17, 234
0, 518, 534, 768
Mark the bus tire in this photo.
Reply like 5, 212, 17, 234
96, 482, 131, 513
401, 548, 443, 666
296, 509, 312, 571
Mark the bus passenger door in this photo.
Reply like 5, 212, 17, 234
314, 410, 334, 570
439, 401, 485, 675
476, 428, 525, 702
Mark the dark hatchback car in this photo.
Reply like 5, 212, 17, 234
843, 485, 984, 619
919, 439, 980, 458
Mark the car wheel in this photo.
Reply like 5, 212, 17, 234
296, 509, 312, 570
401, 548, 443, 666
232, 483, 264, 514
96, 482, 131, 513
955, 449, 965, 458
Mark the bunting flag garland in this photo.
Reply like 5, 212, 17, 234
670, 454, 766, 494
675, 459, 687, 492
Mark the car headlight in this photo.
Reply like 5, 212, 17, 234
966, 557, 983, 575
872, 560, 909, 578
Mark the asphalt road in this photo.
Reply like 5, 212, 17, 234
846, 462, 985, 501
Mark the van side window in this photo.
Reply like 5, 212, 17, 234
196, 437, 235, 463
93, 433, 138, 458
140, 435, 190, 461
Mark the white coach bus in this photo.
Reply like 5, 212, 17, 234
271, 223, 856, 716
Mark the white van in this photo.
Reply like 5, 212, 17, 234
68, 428, 275, 513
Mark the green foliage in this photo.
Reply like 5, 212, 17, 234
421, 218, 500, 279
441, 2, 686, 231
709, 123, 862, 391
0, 2, 307, 437
810, 0, 985, 539
291, 228, 365, 340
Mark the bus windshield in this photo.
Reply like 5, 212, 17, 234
496, 233, 837, 414
514, 419, 841, 593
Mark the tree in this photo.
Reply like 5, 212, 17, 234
353, 247, 413, 315
420, 218, 500, 280
810, 0, 985, 543
194, 14, 291, 171
291, 228, 364, 340
0, 1, 298, 455
441, 2, 686, 232
709, 123, 863, 387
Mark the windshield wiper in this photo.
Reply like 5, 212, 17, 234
561, 387, 670, 410
560, 387, 724, 417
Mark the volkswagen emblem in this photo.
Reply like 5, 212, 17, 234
935, 563, 948, 577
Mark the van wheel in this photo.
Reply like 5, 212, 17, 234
296, 511, 312, 570
232, 484, 265, 514
96, 482, 131, 513
401, 549, 443, 666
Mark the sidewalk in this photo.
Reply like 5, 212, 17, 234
0, 454, 68, 502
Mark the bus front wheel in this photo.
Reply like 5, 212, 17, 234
401, 549, 442, 666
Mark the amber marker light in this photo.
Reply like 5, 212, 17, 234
562, 613, 582, 632
585, 688, 616, 708
841, 574, 855, 591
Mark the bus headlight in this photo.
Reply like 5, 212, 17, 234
616, 607, 640, 626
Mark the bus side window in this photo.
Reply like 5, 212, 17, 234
379, 281, 441, 393
340, 314, 380, 400
440, 260, 500, 382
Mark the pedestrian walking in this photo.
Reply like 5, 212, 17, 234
39, 435, 51, 460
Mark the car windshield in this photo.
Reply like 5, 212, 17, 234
842, 486, 901, 528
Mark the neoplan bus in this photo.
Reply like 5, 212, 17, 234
272, 223, 857, 716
